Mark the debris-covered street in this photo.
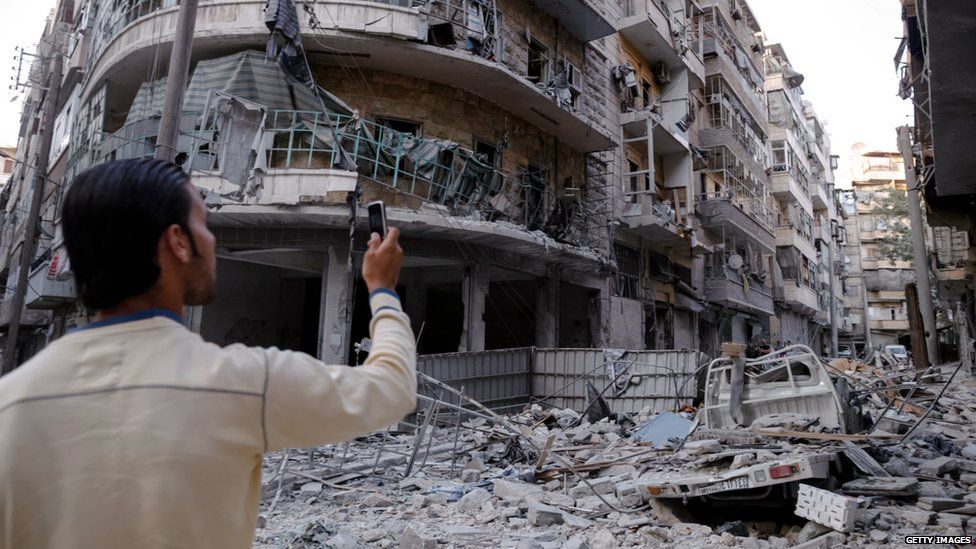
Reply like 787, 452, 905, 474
253, 346, 976, 548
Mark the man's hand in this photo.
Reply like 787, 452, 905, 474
363, 227, 403, 293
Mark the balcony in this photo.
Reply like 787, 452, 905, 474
697, 126, 766, 180
81, 0, 614, 153
770, 170, 813, 215
703, 274, 775, 316
776, 226, 817, 261
869, 319, 909, 332
621, 100, 692, 155
25, 255, 77, 309
618, 0, 705, 85
619, 192, 688, 249
702, 43, 767, 133
70, 107, 602, 264
782, 280, 819, 314
814, 219, 831, 244
530, 0, 615, 41
809, 180, 830, 211
697, 194, 775, 252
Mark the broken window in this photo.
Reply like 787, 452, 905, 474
527, 38, 549, 84
474, 138, 499, 167
612, 242, 640, 299
374, 116, 421, 137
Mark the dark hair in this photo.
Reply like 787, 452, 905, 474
62, 158, 196, 310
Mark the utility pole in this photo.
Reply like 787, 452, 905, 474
860, 270, 873, 354
155, 0, 199, 162
3, 53, 63, 375
897, 126, 939, 366
827, 228, 839, 356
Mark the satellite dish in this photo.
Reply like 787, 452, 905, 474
728, 254, 744, 269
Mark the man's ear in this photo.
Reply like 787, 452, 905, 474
161, 224, 192, 264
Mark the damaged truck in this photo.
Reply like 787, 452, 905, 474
637, 345, 865, 505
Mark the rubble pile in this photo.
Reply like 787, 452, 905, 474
253, 352, 976, 548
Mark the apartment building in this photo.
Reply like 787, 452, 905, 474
688, 0, 776, 357
0, 0, 846, 368
760, 43, 843, 351
846, 146, 913, 347
898, 0, 975, 349
609, 0, 704, 352
838, 189, 868, 350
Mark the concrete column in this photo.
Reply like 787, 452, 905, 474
403, 285, 427, 344
459, 264, 488, 352
535, 269, 559, 348
318, 247, 352, 364
897, 126, 939, 364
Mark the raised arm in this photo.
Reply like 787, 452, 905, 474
262, 228, 417, 451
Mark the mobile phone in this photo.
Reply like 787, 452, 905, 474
367, 200, 387, 239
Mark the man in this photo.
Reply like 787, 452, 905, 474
0, 158, 417, 548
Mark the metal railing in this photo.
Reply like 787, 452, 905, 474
697, 189, 774, 232
87, 0, 179, 73
63, 110, 594, 247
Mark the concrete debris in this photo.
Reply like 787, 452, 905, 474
253, 349, 976, 548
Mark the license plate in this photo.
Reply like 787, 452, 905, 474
697, 476, 750, 495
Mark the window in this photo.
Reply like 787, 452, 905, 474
374, 117, 421, 136
527, 39, 549, 83
612, 243, 640, 299
641, 78, 652, 110
2, 159, 12, 173
771, 141, 787, 172
860, 215, 876, 232
474, 139, 499, 167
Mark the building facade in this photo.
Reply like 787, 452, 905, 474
898, 0, 975, 358
0, 0, 845, 367
845, 146, 913, 348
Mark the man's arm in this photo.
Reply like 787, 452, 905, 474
262, 228, 417, 451
262, 292, 415, 451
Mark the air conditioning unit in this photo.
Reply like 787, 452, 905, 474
729, 0, 743, 20
652, 62, 671, 85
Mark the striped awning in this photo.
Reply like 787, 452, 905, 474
124, 50, 351, 126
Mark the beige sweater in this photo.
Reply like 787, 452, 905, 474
0, 290, 416, 548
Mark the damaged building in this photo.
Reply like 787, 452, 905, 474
7, 2, 976, 547
0, 0, 847, 366
763, 44, 843, 351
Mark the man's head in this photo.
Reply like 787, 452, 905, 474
62, 158, 216, 312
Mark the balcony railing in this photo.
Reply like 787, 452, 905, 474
698, 190, 773, 233
703, 270, 774, 315
63, 110, 595, 248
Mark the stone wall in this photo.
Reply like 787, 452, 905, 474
314, 64, 587, 202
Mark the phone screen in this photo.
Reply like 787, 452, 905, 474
368, 202, 386, 238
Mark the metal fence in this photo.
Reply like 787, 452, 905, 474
418, 348, 533, 413
417, 347, 709, 415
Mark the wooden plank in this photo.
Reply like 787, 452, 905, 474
750, 430, 900, 441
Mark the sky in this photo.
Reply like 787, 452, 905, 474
0, 0, 57, 147
747, 0, 912, 188
0, 0, 911, 187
